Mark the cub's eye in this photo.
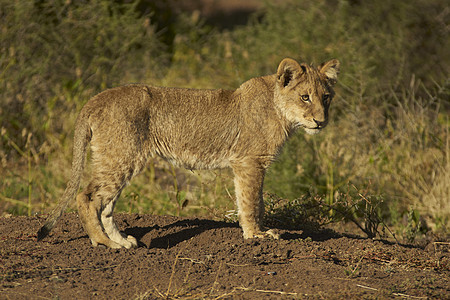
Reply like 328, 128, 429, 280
323, 94, 330, 102
301, 95, 310, 102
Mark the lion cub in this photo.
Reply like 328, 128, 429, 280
37, 58, 339, 248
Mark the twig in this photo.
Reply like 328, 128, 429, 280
225, 262, 250, 267
153, 285, 165, 298
254, 289, 298, 295
356, 284, 378, 291
164, 239, 193, 299
178, 257, 206, 265
210, 261, 223, 295
224, 186, 234, 201
392, 292, 428, 299
235, 287, 298, 296
348, 255, 365, 277
166, 249, 182, 299
356, 284, 429, 299
433, 241, 450, 247
356, 189, 399, 243
214, 289, 238, 300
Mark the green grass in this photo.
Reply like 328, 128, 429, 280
1, 0, 448, 241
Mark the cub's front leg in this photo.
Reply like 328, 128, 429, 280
232, 159, 279, 240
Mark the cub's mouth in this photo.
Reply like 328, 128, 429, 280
304, 127, 323, 135
295, 122, 326, 135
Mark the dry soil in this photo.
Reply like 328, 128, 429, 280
0, 213, 448, 299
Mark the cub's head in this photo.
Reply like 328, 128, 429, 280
274, 58, 340, 135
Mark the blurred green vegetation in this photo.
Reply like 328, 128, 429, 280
1, 0, 448, 241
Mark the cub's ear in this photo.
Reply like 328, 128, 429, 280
319, 59, 340, 85
277, 58, 303, 88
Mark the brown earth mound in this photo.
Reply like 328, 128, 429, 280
0, 213, 448, 299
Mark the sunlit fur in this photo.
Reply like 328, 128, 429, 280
37, 58, 339, 248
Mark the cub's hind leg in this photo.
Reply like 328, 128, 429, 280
76, 186, 122, 248
77, 172, 137, 249
101, 196, 137, 249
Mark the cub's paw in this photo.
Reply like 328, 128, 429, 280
124, 235, 138, 248
91, 235, 138, 249
243, 229, 280, 240
264, 229, 280, 240
115, 233, 138, 249
90, 238, 123, 249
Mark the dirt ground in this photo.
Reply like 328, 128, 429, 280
0, 213, 448, 299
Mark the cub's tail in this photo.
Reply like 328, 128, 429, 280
37, 112, 91, 241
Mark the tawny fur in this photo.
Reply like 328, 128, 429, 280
37, 58, 340, 248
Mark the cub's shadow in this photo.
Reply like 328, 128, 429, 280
123, 219, 239, 249
123, 218, 346, 249
279, 228, 343, 242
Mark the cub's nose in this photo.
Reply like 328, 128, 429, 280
313, 119, 326, 129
